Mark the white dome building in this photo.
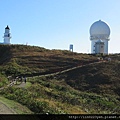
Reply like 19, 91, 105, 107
90, 20, 110, 54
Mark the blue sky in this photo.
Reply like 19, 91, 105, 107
0, 0, 120, 53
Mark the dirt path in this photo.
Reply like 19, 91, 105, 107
17, 82, 26, 88
0, 102, 16, 114
0, 61, 106, 90
0, 81, 15, 90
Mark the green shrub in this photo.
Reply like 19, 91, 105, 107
0, 74, 8, 87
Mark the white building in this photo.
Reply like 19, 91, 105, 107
0, 25, 11, 44
89, 20, 110, 54
3, 25, 11, 44
95, 40, 104, 54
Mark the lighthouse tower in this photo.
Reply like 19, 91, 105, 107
3, 25, 11, 44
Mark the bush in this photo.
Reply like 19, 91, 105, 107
0, 74, 8, 87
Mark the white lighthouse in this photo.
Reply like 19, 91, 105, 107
89, 20, 110, 54
3, 25, 11, 44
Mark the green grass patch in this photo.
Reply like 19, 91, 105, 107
14, 82, 32, 88
0, 96, 33, 114
0, 74, 8, 88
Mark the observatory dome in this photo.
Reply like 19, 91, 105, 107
90, 20, 110, 40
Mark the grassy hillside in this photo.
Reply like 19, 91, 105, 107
0, 44, 120, 114
0, 73, 8, 87
54, 61, 120, 96
0, 44, 97, 77
0, 96, 33, 114
1, 67, 120, 114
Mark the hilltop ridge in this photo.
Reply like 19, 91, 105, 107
0, 44, 97, 76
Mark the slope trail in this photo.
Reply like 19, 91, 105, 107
0, 61, 106, 89
0, 102, 16, 114
36, 61, 106, 77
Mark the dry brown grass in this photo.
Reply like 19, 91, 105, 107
37, 98, 85, 114
0, 44, 98, 76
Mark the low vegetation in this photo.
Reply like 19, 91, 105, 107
0, 96, 33, 114
0, 45, 120, 114
0, 74, 8, 88
0, 44, 97, 77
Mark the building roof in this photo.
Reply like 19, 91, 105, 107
95, 39, 104, 44
96, 39, 104, 43
5, 25, 10, 29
